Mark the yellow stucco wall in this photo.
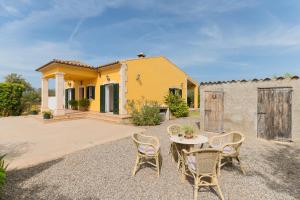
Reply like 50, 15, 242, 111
41, 63, 97, 80
64, 64, 121, 112
39, 57, 198, 113
124, 56, 189, 108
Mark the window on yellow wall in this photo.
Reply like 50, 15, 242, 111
86, 86, 95, 100
169, 88, 182, 97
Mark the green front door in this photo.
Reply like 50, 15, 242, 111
65, 88, 75, 109
65, 89, 69, 109
100, 85, 105, 113
113, 84, 119, 114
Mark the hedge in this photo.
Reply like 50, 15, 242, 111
0, 83, 24, 116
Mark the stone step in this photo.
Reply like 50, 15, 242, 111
35, 111, 131, 124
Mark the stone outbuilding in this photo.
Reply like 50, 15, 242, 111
199, 76, 300, 141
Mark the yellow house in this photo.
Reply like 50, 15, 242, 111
36, 54, 199, 116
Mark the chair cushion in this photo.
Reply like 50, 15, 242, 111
186, 155, 196, 171
223, 146, 236, 154
138, 145, 158, 155
211, 144, 222, 149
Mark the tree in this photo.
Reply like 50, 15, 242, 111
4, 73, 40, 114
4, 73, 33, 91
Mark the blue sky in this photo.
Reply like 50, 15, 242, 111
0, 0, 300, 87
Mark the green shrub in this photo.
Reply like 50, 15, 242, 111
69, 99, 78, 110
78, 98, 90, 111
43, 111, 52, 119
165, 93, 189, 118
127, 100, 161, 126
0, 154, 7, 194
29, 109, 39, 115
0, 83, 24, 116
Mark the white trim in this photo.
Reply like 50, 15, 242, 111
119, 63, 127, 114
86, 84, 95, 86
41, 78, 49, 111
102, 80, 118, 85
54, 72, 65, 116
185, 77, 188, 102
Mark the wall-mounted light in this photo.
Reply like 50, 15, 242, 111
68, 82, 72, 87
136, 74, 141, 81
106, 75, 110, 81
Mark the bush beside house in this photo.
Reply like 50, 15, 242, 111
127, 100, 161, 126
165, 93, 189, 118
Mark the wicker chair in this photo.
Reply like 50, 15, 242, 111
132, 132, 161, 177
209, 131, 245, 175
167, 124, 183, 168
182, 149, 224, 200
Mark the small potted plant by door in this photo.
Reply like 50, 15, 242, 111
182, 125, 195, 139
69, 100, 78, 110
42, 111, 53, 119
78, 98, 90, 111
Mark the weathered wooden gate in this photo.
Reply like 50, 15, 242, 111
204, 91, 224, 133
257, 87, 292, 141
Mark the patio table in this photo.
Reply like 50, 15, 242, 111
169, 135, 209, 171
170, 135, 208, 146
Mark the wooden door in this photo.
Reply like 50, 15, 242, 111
257, 88, 292, 140
204, 91, 224, 133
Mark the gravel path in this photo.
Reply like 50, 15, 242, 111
2, 117, 300, 200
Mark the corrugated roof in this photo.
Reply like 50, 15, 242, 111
200, 75, 299, 85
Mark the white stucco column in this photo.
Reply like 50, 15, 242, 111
119, 63, 128, 115
41, 77, 49, 111
54, 72, 65, 116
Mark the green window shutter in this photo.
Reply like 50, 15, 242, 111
65, 89, 69, 109
91, 86, 95, 99
71, 88, 75, 100
113, 84, 119, 114
100, 85, 105, 113
169, 88, 176, 95
81, 87, 85, 99
86, 86, 90, 99
178, 89, 182, 97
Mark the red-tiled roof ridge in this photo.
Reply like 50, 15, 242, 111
36, 59, 96, 71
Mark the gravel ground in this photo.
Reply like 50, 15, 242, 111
2, 117, 300, 200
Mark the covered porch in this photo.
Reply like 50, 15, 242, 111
186, 77, 199, 109
36, 60, 98, 116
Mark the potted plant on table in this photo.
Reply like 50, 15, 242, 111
182, 125, 195, 139
42, 111, 53, 119
78, 98, 90, 111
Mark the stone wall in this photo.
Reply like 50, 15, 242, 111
199, 77, 300, 141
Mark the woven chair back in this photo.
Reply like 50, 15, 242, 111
187, 149, 220, 175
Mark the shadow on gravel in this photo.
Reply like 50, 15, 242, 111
1, 158, 63, 200
1, 157, 103, 200
249, 143, 300, 199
